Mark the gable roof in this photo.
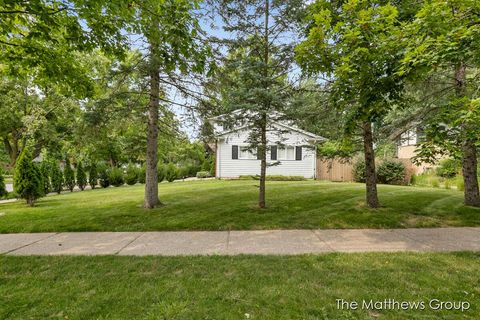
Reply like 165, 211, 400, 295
212, 113, 326, 142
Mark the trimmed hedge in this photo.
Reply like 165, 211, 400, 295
125, 164, 138, 185
353, 159, 406, 185
377, 160, 406, 185
109, 167, 125, 187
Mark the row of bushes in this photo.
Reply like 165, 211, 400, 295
353, 159, 406, 185
49, 161, 205, 191
4, 148, 213, 204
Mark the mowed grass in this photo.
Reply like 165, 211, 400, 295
0, 180, 479, 233
1, 253, 479, 319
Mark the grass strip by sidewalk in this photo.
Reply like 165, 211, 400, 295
1, 252, 479, 319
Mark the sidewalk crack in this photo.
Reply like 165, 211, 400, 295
3, 232, 60, 255
115, 232, 144, 255
311, 230, 336, 252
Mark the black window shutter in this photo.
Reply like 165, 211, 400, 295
232, 145, 239, 159
295, 146, 302, 160
257, 147, 261, 160
271, 146, 277, 160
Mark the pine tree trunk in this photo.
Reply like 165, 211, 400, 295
143, 46, 161, 209
454, 63, 480, 207
462, 138, 480, 207
259, 115, 267, 208
258, 0, 269, 209
362, 122, 379, 208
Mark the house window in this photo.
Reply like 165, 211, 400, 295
399, 130, 417, 146
278, 146, 295, 160
239, 146, 257, 159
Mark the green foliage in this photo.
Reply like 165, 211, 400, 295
13, 150, 43, 206
108, 167, 124, 187
76, 162, 87, 191
196, 171, 211, 179
125, 164, 139, 186
88, 162, 98, 190
410, 174, 417, 186
39, 161, 51, 195
98, 164, 110, 188
296, 1, 405, 133
177, 166, 189, 180
444, 179, 451, 190
165, 163, 178, 183
63, 158, 76, 192
317, 141, 355, 159
0, 173, 7, 198
431, 177, 440, 188
457, 178, 465, 191
436, 159, 460, 178
138, 165, 146, 184
157, 163, 165, 183
353, 160, 367, 183
377, 160, 406, 185
50, 162, 63, 194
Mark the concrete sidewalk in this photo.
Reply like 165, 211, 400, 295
1, 228, 479, 256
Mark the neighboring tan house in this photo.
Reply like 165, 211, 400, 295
394, 126, 438, 174
209, 113, 326, 179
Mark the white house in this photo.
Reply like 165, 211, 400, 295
210, 113, 326, 179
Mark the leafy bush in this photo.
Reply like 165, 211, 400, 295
98, 164, 110, 188
64, 158, 76, 192
109, 167, 124, 187
201, 156, 215, 176
76, 161, 87, 191
165, 163, 178, 182
0, 170, 7, 199
50, 161, 63, 194
436, 159, 460, 178
353, 160, 366, 183
177, 166, 189, 180
377, 160, 406, 185
13, 150, 43, 206
125, 164, 138, 185
457, 178, 465, 191
88, 162, 98, 189
431, 176, 440, 188
410, 174, 417, 185
138, 165, 146, 184
196, 171, 211, 178
157, 163, 165, 183
444, 179, 451, 189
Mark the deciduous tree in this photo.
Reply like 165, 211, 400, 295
296, 0, 405, 208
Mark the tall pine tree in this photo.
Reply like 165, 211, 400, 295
211, 0, 304, 208
13, 149, 43, 206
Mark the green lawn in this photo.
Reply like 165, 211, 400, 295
0, 180, 479, 233
1, 253, 479, 319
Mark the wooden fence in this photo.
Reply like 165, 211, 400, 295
316, 157, 420, 183
316, 158, 354, 182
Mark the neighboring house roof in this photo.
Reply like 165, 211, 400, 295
211, 111, 326, 142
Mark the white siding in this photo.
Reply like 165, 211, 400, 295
216, 126, 317, 179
